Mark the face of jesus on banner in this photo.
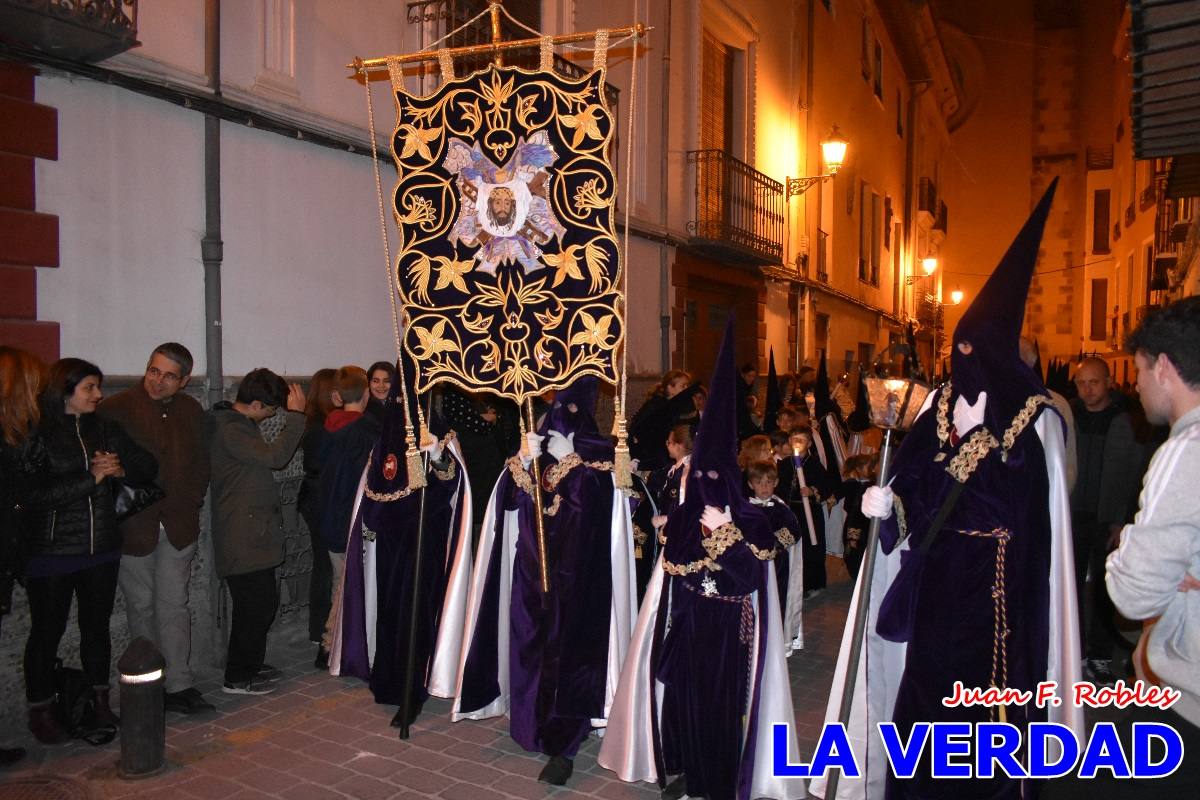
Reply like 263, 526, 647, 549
476, 179, 531, 237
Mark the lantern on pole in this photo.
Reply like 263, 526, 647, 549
823, 342, 929, 800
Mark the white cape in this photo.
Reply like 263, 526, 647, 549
327, 440, 475, 701
809, 410, 1083, 799
598, 555, 808, 800
451, 468, 637, 726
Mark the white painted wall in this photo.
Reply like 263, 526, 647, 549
36, 77, 208, 375
36, 70, 400, 376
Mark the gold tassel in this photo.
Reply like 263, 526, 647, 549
404, 428, 426, 490
612, 397, 633, 488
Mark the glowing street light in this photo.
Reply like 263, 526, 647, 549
950, 288, 965, 305
786, 126, 850, 197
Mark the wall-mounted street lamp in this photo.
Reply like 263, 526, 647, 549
949, 287, 965, 305
786, 126, 849, 197
907, 256, 939, 285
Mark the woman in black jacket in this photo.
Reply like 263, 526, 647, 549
0, 346, 47, 764
21, 358, 157, 743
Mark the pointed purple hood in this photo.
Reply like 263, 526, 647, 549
950, 178, 1057, 432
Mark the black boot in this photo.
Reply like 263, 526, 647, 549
537, 755, 573, 785
93, 687, 120, 729
0, 747, 25, 767
28, 702, 69, 745
314, 645, 329, 670
661, 775, 687, 800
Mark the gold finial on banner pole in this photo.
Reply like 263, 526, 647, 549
489, 0, 504, 66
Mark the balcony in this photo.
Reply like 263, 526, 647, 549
0, 0, 139, 62
1125, 204, 1136, 227
933, 200, 948, 235
916, 292, 942, 331
1086, 145, 1114, 170
1140, 184, 1157, 211
918, 177, 937, 222
686, 149, 784, 267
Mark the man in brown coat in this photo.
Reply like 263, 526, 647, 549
207, 368, 306, 695
100, 343, 214, 714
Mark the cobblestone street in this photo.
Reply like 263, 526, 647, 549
0, 565, 854, 800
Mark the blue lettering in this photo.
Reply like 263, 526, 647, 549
1131, 722, 1183, 779
930, 722, 973, 779
878, 723, 929, 779
1078, 722, 1131, 779
975, 723, 1027, 779
1028, 723, 1080, 779
772, 723, 860, 779
810, 724, 860, 779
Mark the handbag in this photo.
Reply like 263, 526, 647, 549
112, 480, 166, 523
100, 425, 166, 523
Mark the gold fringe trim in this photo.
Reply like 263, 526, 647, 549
945, 428, 999, 483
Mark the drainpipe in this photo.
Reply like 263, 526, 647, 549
797, 0, 816, 371
902, 80, 928, 326
658, 0, 673, 371
203, 0, 224, 407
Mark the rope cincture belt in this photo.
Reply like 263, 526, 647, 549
957, 526, 1013, 723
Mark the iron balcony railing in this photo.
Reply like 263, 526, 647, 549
0, 0, 139, 62
916, 292, 943, 331
686, 149, 785, 266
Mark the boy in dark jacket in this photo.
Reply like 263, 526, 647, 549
208, 368, 306, 695
316, 366, 380, 649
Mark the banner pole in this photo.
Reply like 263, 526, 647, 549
525, 398, 551, 594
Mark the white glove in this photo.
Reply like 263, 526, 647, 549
520, 431, 544, 468
700, 504, 733, 531
861, 486, 894, 520
420, 436, 444, 463
651, 514, 669, 530
546, 430, 575, 462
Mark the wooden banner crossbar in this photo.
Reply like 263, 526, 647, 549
347, 23, 649, 74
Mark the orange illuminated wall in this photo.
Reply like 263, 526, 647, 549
0, 60, 59, 363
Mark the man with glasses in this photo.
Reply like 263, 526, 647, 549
100, 343, 214, 713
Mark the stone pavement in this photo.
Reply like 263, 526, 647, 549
0, 563, 855, 800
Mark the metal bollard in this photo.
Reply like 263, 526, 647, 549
117, 637, 167, 778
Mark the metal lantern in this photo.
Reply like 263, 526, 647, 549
824, 341, 929, 800
863, 344, 932, 432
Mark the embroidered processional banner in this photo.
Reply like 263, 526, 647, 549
390, 65, 623, 402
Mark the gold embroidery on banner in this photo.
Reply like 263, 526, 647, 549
392, 65, 626, 403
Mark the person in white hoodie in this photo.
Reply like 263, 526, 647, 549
1090, 295, 1200, 798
